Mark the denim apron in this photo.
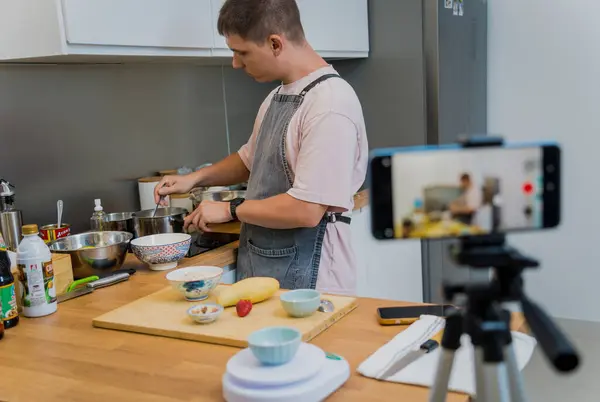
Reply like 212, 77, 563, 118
236, 73, 351, 290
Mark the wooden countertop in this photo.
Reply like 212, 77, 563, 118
0, 248, 526, 402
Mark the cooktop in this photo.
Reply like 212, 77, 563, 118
186, 231, 240, 258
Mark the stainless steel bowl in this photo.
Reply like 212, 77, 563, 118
190, 190, 247, 209
48, 231, 132, 279
132, 207, 188, 238
104, 212, 135, 234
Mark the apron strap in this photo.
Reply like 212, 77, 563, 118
299, 73, 341, 97
326, 212, 352, 225
275, 73, 341, 95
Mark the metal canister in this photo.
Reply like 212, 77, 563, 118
0, 210, 23, 252
39, 224, 71, 244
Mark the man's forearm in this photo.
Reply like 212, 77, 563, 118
236, 194, 328, 229
192, 153, 250, 187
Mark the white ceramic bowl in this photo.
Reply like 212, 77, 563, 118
166, 266, 224, 301
130, 233, 191, 271
187, 302, 224, 324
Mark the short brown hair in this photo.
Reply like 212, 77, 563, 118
217, 0, 306, 44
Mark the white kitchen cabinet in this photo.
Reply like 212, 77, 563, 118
62, 0, 214, 50
351, 206, 424, 303
211, 0, 230, 56
0, 0, 214, 62
296, 0, 369, 58
212, 0, 370, 59
0, 0, 369, 62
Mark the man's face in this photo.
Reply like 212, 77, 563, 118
460, 178, 471, 190
226, 34, 280, 83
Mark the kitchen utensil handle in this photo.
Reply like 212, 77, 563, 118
87, 272, 130, 289
57, 200, 63, 227
67, 276, 100, 292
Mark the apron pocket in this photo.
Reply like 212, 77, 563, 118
247, 240, 298, 285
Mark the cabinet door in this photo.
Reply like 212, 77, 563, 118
211, 0, 229, 50
61, 0, 214, 49
297, 0, 369, 54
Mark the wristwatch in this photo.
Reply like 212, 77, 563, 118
229, 197, 245, 221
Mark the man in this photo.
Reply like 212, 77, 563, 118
449, 173, 482, 225
154, 0, 368, 296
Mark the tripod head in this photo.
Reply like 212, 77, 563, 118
443, 234, 580, 373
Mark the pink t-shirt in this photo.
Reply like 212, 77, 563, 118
238, 65, 369, 296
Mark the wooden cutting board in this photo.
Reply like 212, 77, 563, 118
92, 285, 358, 348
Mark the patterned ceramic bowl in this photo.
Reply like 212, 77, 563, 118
166, 266, 224, 301
130, 233, 191, 271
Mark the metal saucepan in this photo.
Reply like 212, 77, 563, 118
104, 212, 135, 234
132, 207, 188, 238
189, 189, 247, 210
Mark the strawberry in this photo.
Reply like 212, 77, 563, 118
236, 299, 252, 317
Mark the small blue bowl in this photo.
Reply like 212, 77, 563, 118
247, 326, 302, 366
280, 289, 321, 318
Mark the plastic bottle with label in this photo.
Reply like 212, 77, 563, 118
0, 250, 18, 328
16, 224, 57, 317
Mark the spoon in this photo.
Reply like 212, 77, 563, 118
318, 299, 334, 313
153, 182, 167, 217
57, 200, 63, 228
152, 195, 164, 217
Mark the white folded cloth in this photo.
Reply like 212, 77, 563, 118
357, 315, 537, 396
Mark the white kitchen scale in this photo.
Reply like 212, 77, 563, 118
222, 343, 351, 402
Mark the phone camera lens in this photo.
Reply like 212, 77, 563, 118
384, 228, 394, 238
546, 182, 555, 192
382, 158, 391, 168
546, 165, 555, 173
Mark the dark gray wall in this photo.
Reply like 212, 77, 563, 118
332, 0, 427, 150
0, 64, 274, 233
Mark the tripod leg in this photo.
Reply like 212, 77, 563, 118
473, 348, 486, 402
429, 349, 456, 402
505, 341, 528, 402
482, 361, 511, 402
429, 313, 463, 402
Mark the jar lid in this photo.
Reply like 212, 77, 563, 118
22, 224, 38, 235
138, 176, 163, 183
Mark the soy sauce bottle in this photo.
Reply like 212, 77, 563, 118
0, 250, 19, 329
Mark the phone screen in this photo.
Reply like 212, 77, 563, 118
378, 305, 453, 320
369, 142, 561, 240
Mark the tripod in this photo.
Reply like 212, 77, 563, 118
428, 234, 580, 402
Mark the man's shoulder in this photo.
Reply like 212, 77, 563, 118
302, 75, 364, 123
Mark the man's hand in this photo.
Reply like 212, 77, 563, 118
184, 201, 233, 232
154, 174, 197, 205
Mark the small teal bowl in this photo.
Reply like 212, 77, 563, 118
247, 326, 302, 366
280, 289, 321, 318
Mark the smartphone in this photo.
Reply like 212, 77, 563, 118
377, 305, 455, 325
369, 141, 561, 240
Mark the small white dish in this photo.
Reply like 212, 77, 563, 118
130, 233, 191, 271
187, 302, 223, 324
